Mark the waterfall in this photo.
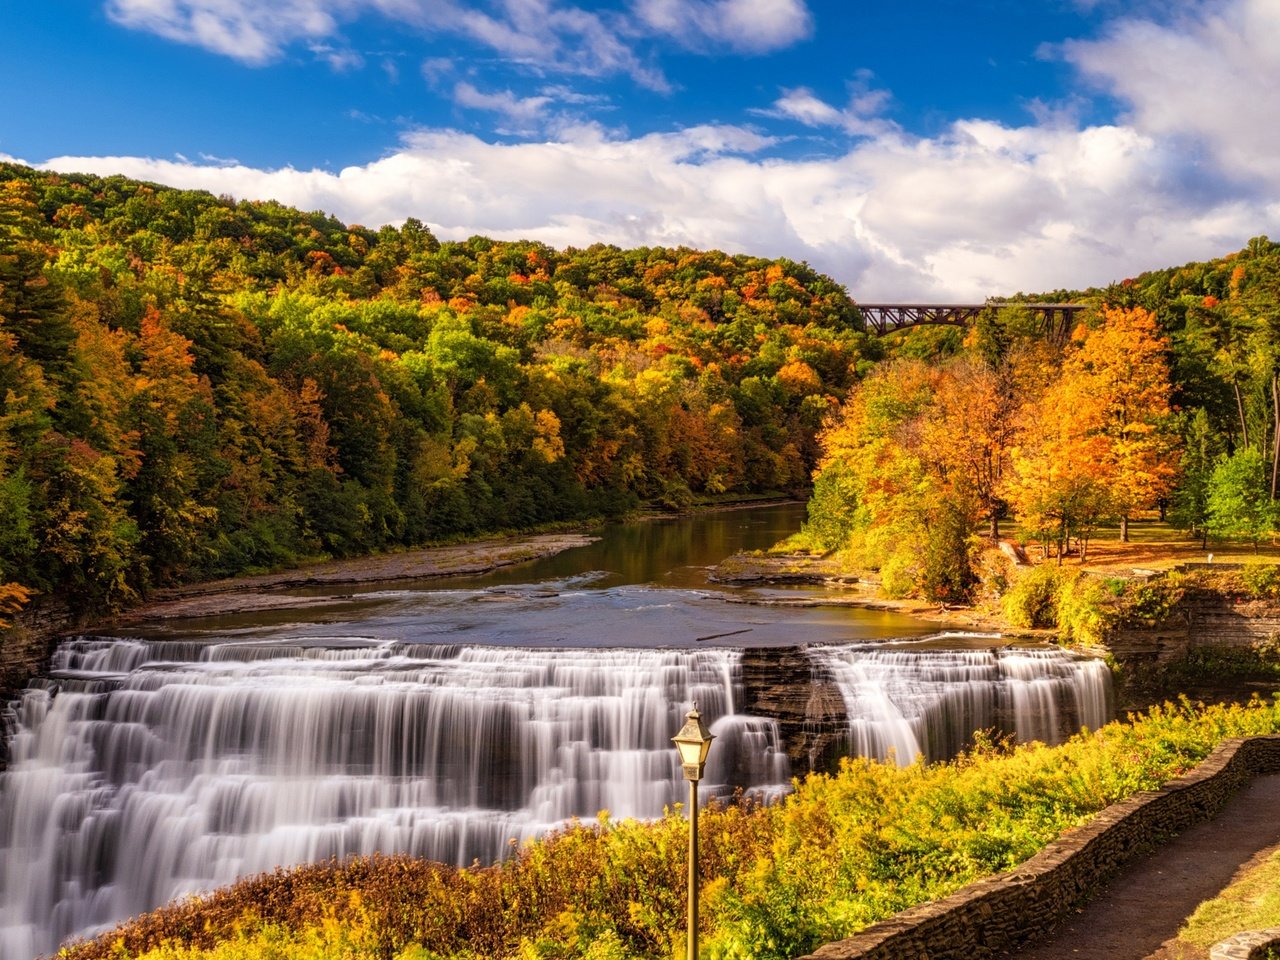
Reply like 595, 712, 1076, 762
809, 640, 1114, 765
0, 636, 788, 958
0, 634, 1112, 958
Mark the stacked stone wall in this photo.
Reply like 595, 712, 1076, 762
1210, 927, 1280, 960
800, 736, 1280, 960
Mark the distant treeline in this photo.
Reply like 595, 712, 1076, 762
0, 163, 876, 616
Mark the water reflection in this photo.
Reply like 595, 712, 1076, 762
114, 504, 937, 647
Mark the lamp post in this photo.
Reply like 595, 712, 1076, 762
672, 703, 715, 960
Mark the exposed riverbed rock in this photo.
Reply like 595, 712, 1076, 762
114, 534, 600, 622
740, 645, 849, 772
709, 551, 855, 586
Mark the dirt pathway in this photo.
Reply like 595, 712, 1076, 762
1003, 773, 1280, 960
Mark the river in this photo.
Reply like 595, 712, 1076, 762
0, 504, 1112, 958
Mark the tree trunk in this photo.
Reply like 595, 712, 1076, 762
1235, 380, 1250, 450
1271, 373, 1279, 500
1120, 514, 1129, 543
989, 510, 999, 541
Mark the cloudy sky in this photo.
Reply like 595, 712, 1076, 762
3, 0, 1277, 299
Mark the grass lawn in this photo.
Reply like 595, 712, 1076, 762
1177, 844, 1280, 951
1010, 517, 1280, 577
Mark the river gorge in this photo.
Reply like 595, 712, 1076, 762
0, 505, 1113, 958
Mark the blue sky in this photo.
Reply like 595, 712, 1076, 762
2, 0, 1278, 299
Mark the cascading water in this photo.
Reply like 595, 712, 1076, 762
0, 636, 790, 958
809, 639, 1115, 765
0, 631, 1113, 958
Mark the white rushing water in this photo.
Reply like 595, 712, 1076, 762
810, 639, 1114, 765
0, 637, 788, 958
0, 634, 1111, 958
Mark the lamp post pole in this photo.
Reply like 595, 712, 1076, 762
672, 703, 714, 960
687, 773, 699, 960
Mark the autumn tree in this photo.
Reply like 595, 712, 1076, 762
806, 359, 981, 601
1068, 306, 1180, 540
918, 355, 1017, 540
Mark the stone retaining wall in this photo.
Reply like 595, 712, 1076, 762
799, 735, 1280, 960
1211, 927, 1280, 960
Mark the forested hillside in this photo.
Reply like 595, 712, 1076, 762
0, 163, 874, 618
4, 158, 1279, 624
800, 237, 1280, 602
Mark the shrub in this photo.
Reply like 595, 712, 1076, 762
1240, 560, 1280, 599
879, 550, 921, 599
1056, 573, 1114, 647
1122, 573, 1187, 625
1001, 564, 1067, 628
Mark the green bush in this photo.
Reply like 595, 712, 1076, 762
879, 550, 920, 599
1056, 574, 1113, 647
1001, 564, 1067, 628
1240, 561, 1280, 599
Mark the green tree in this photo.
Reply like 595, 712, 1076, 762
1206, 447, 1274, 549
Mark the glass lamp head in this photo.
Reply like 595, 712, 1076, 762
672, 703, 715, 781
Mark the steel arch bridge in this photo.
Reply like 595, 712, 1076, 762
855, 302, 1087, 338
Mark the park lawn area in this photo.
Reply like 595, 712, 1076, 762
1176, 845, 1280, 950
1011, 517, 1280, 577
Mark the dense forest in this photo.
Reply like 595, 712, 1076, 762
0, 162, 874, 620
3, 159, 1280, 626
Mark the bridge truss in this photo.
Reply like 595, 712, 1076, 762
855, 303, 1087, 339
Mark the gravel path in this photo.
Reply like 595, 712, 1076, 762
1003, 773, 1280, 960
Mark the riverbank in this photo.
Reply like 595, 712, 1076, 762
0, 532, 597, 695
110, 532, 602, 622
709, 550, 1026, 635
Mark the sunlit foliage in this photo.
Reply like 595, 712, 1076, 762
0, 163, 879, 619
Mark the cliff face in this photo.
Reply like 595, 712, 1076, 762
1107, 589, 1280, 662
740, 646, 849, 774
1106, 587, 1280, 709
0, 598, 79, 700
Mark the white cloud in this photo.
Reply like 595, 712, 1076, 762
453, 81, 553, 126
46, 0, 1280, 300
309, 42, 364, 72
105, 0, 342, 64
631, 0, 812, 53
759, 74, 899, 138
1060, 0, 1280, 189
103, 0, 670, 87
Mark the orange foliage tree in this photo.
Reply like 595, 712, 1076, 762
1060, 306, 1181, 541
